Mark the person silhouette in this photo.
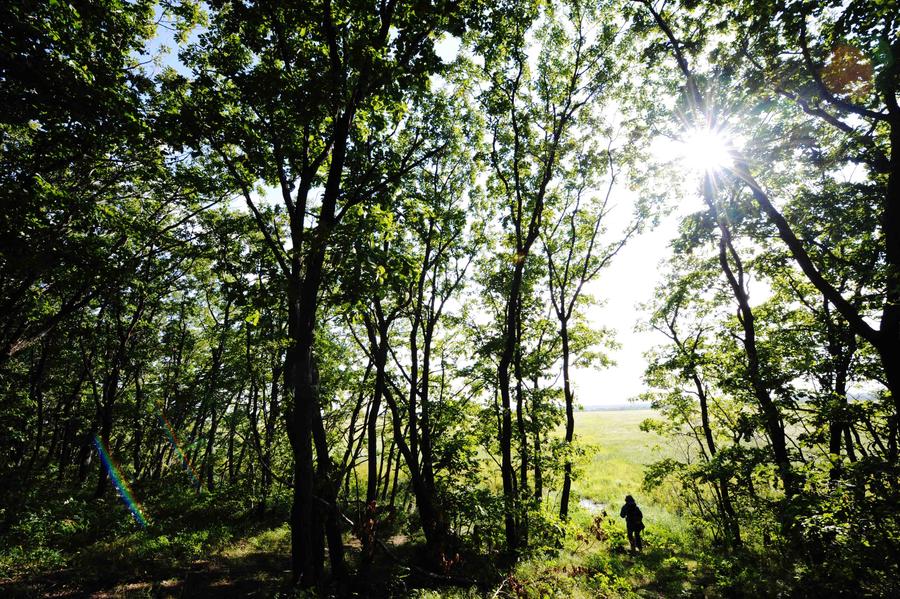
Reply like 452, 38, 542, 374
619, 494, 644, 552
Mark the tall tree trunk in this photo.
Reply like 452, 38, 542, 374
261, 358, 282, 511
24, 340, 50, 477
684, 355, 741, 547
705, 175, 796, 498
201, 299, 230, 491
133, 371, 144, 479
281, 102, 355, 590
823, 299, 858, 477
880, 115, 900, 447
532, 374, 543, 502
203, 410, 219, 491
514, 309, 529, 545
559, 325, 576, 520
380, 383, 450, 565
286, 282, 322, 587
498, 261, 524, 553
94, 390, 115, 499
56, 367, 85, 480
362, 313, 388, 563
310, 361, 347, 582
227, 398, 237, 484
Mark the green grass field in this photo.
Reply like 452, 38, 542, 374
507, 409, 709, 599
565, 409, 686, 534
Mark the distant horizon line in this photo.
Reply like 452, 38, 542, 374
578, 403, 651, 411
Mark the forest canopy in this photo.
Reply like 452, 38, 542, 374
1, 0, 899, 596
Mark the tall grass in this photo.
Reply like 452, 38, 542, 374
566, 410, 688, 536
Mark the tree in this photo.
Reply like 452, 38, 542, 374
0, 0, 200, 363
542, 142, 638, 520
633, 0, 900, 457
477, 0, 615, 553
642, 260, 744, 546
168, 0, 485, 586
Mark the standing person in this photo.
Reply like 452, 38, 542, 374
620, 495, 644, 552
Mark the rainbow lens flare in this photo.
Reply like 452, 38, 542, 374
157, 405, 202, 490
93, 435, 148, 528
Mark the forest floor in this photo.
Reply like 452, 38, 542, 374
2, 410, 721, 598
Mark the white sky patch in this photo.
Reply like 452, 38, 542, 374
572, 180, 696, 407
435, 34, 462, 64
573, 126, 744, 407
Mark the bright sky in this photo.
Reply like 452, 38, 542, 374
436, 34, 716, 408
573, 131, 729, 407
148, 23, 878, 408
573, 188, 691, 408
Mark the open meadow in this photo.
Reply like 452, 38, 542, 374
503, 410, 713, 599
562, 410, 684, 534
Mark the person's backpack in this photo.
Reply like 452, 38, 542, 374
635, 506, 645, 531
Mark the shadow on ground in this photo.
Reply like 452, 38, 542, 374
2, 548, 290, 598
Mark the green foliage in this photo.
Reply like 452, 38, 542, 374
3, 0, 898, 596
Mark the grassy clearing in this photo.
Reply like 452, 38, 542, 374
508, 410, 713, 598
564, 410, 688, 536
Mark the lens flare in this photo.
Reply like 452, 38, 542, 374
679, 126, 732, 174
157, 404, 202, 490
93, 435, 148, 528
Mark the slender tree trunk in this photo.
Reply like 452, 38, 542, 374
56, 368, 85, 480
420, 323, 436, 494
24, 340, 50, 477
94, 392, 115, 499
133, 372, 144, 479
705, 175, 796, 498
203, 410, 219, 491
77, 421, 96, 483
514, 310, 529, 546
227, 400, 236, 484
310, 366, 347, 582
381, 380, 450, 566
559, 325, 575, 520
262, 359, 282, 511
363, 314, 388, 562
532, 374, 542, 502
514, 334, 529, 542
686, 364, 740, 547
388, 451, 402, 511
880, 116, 900, 445
380, 440, 396, 501
498, 262, 524, 552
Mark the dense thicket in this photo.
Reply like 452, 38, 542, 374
2, 0, 898, 596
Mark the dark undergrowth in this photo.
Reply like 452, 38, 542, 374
2, 478, 882, 598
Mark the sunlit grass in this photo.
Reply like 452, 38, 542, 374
2, 410, 697, 596
220, 523, 290, 564
567, 410, 688, 535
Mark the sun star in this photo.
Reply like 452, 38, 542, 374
679, 126, 733, 174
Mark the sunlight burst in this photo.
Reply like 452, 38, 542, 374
679, 126, 733, 174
